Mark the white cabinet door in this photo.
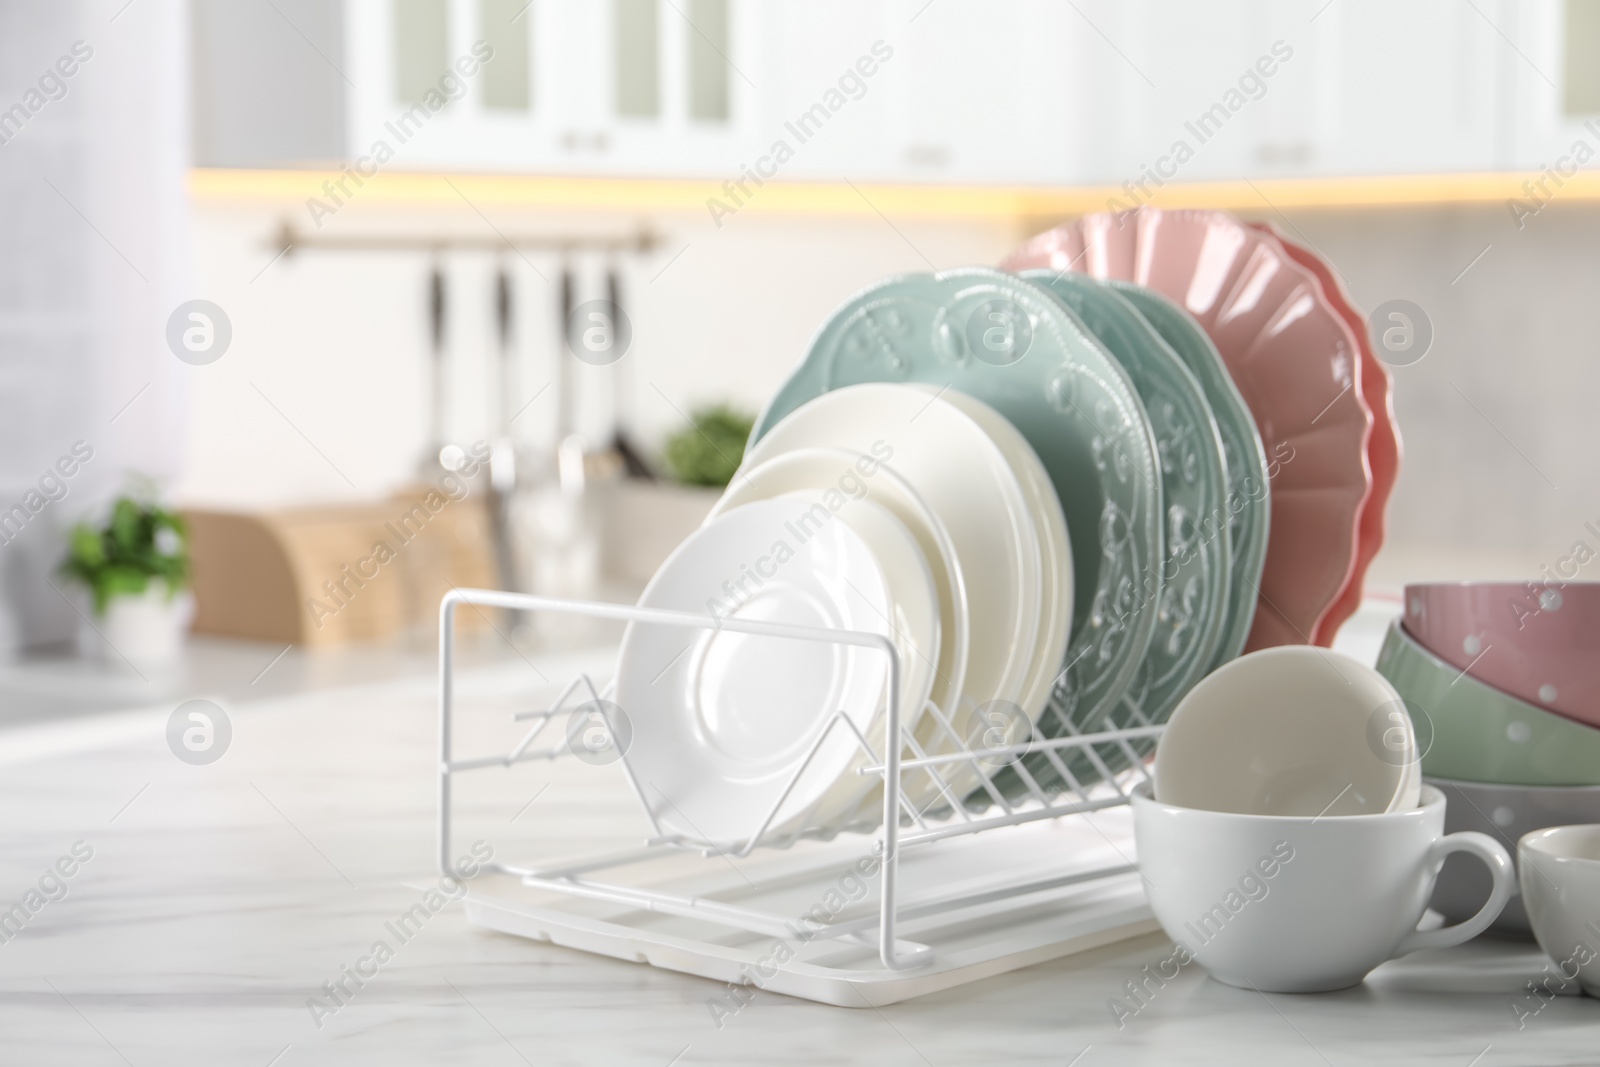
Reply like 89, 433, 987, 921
575, 0, 769, 178
1068, 0, 1310, 187
1501, 0, 1600, 179
1311, 0, 1500, 177
1067, 0, 1502, 186
737, 0, 902, 182
888, 0, 1085, 185
344, 0, 769, 176
249, 0, 1524, 184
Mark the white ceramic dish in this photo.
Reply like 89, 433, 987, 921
780, 494, 940, 826
707, 446, 970, 821
1133, 783, 1513, 992
712, 478, 942, 831
918, 386, 1073, 758
744, 384, 1043, 807
1520, 825, 1600, 997
614, 498, 893, 846
708, 446, 965, 742
1154, 645, 1419, 817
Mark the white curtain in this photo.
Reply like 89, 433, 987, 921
0, 0, 190, 654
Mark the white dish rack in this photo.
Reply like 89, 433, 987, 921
439, 588, 1167, 1006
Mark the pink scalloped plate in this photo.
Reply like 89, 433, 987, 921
1247, 221, 1401, 647
1004, 208, 1374, 652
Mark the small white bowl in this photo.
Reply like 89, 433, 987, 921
1154, 645, 1419, 817
1520, 825, 1600, 997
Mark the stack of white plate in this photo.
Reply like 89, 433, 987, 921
614, 381, 1073, 848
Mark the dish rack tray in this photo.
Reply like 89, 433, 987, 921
439, 588, 1165, 1006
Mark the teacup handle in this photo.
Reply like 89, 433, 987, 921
1394, 831, 1514, 956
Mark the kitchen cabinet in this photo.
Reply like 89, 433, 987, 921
191, 0, 348, 166
341, 0, 766, 177
1308, 0, 1501, 177
194, 0, 1100, 184
198, 0, 769, 176
737, 0, 901, 183
1070, 0, 1299, 186
194, 0, 1554, 187
1500, 0, 1600, 182
879, 0, 1085, 185
1069, 0, 1503, 187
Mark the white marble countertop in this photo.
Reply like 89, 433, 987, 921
2, 610, 1597, 1065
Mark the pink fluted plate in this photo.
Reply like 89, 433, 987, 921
1248, 222, 1401, 648
1404, 582, 1600, 729
1004, 209, 1374, 652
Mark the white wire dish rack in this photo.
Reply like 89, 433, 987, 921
440, 588, 1166, 1007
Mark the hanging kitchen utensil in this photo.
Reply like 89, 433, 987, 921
605, 264, 654, 480
525, 264, 600, 639
557, 261, 575, 442
486, 258, 521, 593
418, 253, 450, 479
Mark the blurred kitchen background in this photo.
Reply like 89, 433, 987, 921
3, 0, 1598, 679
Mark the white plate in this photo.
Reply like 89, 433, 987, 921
925, 388, 1073, 757
710, 491, 940, 834
777, 494, 938, 829
745, 383, 1042, 808
708, 447, 961, 831
614, 498, 893, 847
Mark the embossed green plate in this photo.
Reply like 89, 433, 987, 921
752, 268, 1162, 784
1022, 272, 1230, 722
1105, 280, 1269, 670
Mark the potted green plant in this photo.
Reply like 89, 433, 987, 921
61, 495, 194, 663
661, 404, 755, 488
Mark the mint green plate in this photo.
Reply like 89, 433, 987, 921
1105, 280, 1269, 670
1022, 272, 1231, 721
752, 268, 1162, 773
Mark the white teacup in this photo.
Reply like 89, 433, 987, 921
1520, 825, 1600, 998
1132, 784, 1512, 992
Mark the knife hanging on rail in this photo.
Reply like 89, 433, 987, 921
422, 253, 449, 474
606, 264, 654, 480
557, 262, 575, 443
487, 259, 520, 592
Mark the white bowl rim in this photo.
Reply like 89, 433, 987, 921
1404, 580, 1600, 593
1424, 774, 1600, 796
1519, 824, 1600, 865
1131, 780, 1443, 823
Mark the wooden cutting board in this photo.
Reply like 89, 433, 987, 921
184, 486, 495, 646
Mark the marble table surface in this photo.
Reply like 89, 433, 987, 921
2, 617, 1597, 1066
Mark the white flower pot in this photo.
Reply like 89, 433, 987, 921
77, 581, 195, 664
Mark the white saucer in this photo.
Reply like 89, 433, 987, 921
709, 446, 958, 831
776, 494, 936, 829
926, 387, 1073, 745
745, 383, 1043, 810
614, 498, 893, 847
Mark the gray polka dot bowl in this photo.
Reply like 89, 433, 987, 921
1427, 776, 1600, 936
